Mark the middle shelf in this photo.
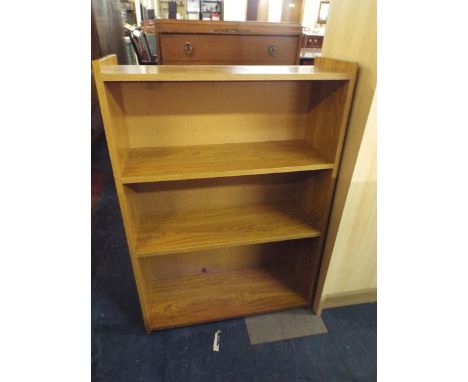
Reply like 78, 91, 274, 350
121, 140, 333, 183
135, 202, 320, 257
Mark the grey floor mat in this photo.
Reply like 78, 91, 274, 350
245, 308, 328, 345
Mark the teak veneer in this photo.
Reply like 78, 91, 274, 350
149, 267, 307, 328
93, 55, 358, 332
136, 202, 320, 257
122, 140, 333, 183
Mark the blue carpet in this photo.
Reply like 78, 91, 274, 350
92, 138, 377, 381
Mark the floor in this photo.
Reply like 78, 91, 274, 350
92, 137, 377, 381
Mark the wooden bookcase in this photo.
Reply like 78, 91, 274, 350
93, 55, 358, 332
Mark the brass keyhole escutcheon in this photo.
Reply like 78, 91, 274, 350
268, 45, 277, 56
184, 41, 193, 55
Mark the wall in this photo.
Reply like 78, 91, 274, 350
224, 0, 248, 21
301, 0, 321, 29
312, 0, 377, 311
257, 0, 269, 21
322, 92, 376, 299
268, 0, 282, 22
255, 0, 319, 26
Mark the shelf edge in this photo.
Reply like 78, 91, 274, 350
120, 163, 334, 184
135, 230, 321, 258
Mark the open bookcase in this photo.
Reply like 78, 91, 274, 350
93, 55, 358, 332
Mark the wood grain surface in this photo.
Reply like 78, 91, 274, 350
98, 63, 354, 81
92, 54, 358, 331
149, 266, 307, 329
121, 140, 333, 183
136, 202, 320, 257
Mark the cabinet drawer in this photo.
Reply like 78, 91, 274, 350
159, 34, 299, 64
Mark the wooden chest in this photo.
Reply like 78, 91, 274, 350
152, 20, 303, 65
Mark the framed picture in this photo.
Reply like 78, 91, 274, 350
317, 1, 330, 24
187, 0, 200, 13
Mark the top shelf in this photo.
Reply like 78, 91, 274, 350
98, 64, 354, 82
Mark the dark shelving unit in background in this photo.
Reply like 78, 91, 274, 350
200, 0, 223, 20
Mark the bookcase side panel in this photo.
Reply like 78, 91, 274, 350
93, 67, 130, 176
93, 58, 152, 331
305, 80, 349, 163
304, 58, 359, 310
292, 171, 334, 302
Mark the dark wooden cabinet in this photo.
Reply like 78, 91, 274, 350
152, 20, 303, 65
303, 34, 324, 49
159, 34, 300, 65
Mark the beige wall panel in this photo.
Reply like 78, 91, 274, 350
323, 92, 376, 295
314, 0, 377, 308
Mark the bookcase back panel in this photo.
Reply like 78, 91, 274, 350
139, 241, 294, 281
107, 81, 311, 148
125, 173, 309, 218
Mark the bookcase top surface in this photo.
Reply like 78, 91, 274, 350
98, 64, 354, 82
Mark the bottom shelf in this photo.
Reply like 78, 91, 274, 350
149, 267, 308, 330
